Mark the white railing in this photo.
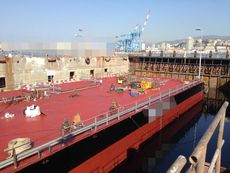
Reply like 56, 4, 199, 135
167, 101, 229, 173
0, 80, 200, 170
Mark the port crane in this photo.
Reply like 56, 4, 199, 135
115, 10, 151, 52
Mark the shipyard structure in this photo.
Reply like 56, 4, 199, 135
0, 55, 129, 90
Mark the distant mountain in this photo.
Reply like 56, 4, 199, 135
157, 39, 185, 45
154, 35, 230, 45
202, 35, 230, 40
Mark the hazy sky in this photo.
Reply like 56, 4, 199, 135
1, 0, 230, 43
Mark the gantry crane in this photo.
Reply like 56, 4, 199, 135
115, 10, 151, 52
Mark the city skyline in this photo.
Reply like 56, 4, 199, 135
1, 0, 230, 43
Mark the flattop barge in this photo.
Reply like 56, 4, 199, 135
0, 75, 204, 172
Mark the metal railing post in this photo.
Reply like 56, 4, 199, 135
37, 151, 41, 159
208, 140, 225, 173
12, 148, 18, 169
196, 147, 207, 173
94, 117, 97, 131
49, 145, 52, 153
106, 112, 109, 125
118, 108, 120, 120
135, 101, 137, 112
215, 108, 226, 173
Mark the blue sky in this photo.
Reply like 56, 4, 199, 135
0, 0, 230, 43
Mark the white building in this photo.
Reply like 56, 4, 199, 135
186, 37, 194, 51
216, 46, 227, 52
142, 43, 146, 50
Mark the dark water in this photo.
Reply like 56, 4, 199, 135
111, 89, 230, 173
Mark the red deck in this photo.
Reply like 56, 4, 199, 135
0, 76, 197, 172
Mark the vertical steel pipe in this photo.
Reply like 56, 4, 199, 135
196, 147, 206, 173
216, 108, 226, 173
